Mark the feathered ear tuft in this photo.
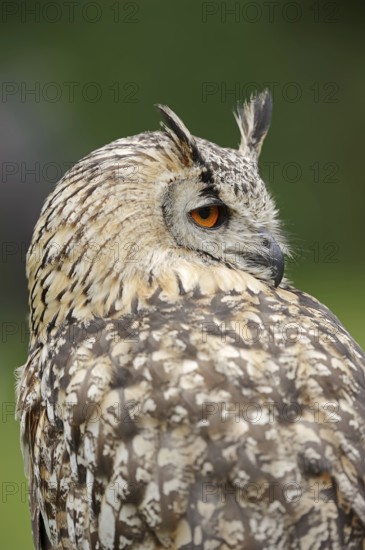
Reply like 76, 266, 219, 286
234, 90, 272, 158
155, 104, 212, 181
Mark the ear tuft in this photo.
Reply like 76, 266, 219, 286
155, 104, 206, 168
234, 90, 272, 158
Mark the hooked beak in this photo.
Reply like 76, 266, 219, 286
260, 232, 285, 287
224, 231, 285, 287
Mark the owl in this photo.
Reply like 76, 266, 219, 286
17, 91, 365, 549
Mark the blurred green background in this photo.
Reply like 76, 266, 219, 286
1, 1, 364, 546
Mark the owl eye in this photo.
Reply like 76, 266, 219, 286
189, 205, 225, 228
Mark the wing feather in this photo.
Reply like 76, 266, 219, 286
17, 285, 365, 548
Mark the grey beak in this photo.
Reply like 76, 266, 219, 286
261, 232, 285, 287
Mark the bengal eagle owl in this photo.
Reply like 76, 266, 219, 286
17, 91, 365, 549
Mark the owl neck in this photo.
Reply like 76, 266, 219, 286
27, 254, 264, 348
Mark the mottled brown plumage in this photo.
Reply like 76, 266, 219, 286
17, 92, 365, 549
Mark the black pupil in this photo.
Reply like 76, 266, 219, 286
198, 207, 212, 219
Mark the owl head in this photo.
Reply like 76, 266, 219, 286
27, 90, 287, 341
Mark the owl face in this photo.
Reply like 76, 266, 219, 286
27, 91, 286, 341
161, 134, 284, 287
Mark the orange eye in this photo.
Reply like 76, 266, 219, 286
190, 205, 221, 228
